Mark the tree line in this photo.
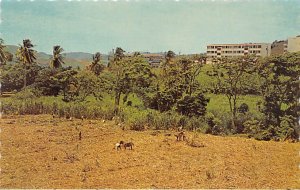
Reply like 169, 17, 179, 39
0, 38, 299, 141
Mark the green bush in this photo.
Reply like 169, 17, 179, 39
204, 112, 225, 135
184, 116, 206, 131
238, 103, 249, 114
175, 93, 209, 117
278, 115, 299, 141
242, 115, 299, 141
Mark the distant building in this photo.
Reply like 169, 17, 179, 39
287, 35, 300, 53
271, 40, 287, 55
270, 35, 300, 55
144, 53, 164, 67
206, 43, 271, 60
126, 52, 164, 67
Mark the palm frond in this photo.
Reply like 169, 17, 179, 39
51, 45, 65, 68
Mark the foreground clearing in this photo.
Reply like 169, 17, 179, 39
0, 115, 299, 188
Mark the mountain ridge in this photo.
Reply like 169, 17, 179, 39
4, 45, 109, 68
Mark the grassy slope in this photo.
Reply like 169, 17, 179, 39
0, 63, 263, 117
0, 115, 299, 188
206, 94, 262, 114
1, 91, 263, 125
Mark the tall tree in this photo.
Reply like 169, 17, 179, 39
208, 56, 257, 132
114, 47, 125, 62
165, 50, 176, 64
50, 45, 64, 69
52, 68, 78, 101
161, 50, 176, 75
0, 38, 7, 66
149, 56, 205, 113
256, 53, 300, 140
110, 49, 153, 114
88, 52, 104, 75
16, 39, 36, 88
178, 57, 203, 95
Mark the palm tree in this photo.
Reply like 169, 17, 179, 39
50, 45, 65, 69
133, 52, 141, 57
16, 39, 36, 88
114, 47, 125, 62
162, 50, 176, 75
0, 38, 7, 66
88, 52, 104, 75
165, 50, 175, 64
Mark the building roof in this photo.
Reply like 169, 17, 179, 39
207, 43, 270, 46
143, 53, 164, 57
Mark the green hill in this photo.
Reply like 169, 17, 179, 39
3, 45, 108, 68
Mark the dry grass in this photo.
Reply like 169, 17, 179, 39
0, 115, 299, 188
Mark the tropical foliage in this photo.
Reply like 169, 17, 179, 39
50, 45, 64, 69
15, 39, 37, 88
1, 39, 299, 142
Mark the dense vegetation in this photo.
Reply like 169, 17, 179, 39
0, 39, 299, 141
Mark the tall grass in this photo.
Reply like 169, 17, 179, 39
1, 92, 263, 133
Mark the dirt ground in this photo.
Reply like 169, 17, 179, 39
0, 115, 299, 188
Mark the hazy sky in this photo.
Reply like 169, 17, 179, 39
1, 0, 300, 54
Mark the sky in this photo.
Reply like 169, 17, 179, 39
1, 0, 300, 54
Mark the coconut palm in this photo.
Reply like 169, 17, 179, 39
114, 47, 125, 62
133, 52, 141, 57
16, 39, 36, 65
50, 45, 65, 69
0, 38, 7, 66
16, 39, 36, 88
165, 50, 175, 64
88, 52, 104, 75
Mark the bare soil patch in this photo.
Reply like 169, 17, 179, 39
0, 115, 299, 188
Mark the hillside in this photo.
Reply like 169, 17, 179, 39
0, 115, 299, 188
3, 45, 108, 68
62, 52, 93, 60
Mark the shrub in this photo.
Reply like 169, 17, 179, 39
278, 115, 299, 141
148, 90, 176, 112
175, 93, 209, 117
13, 88, 40, 101
185, 116, 206, 131
204, 112, 224, 135
254, 126, 277, 141
243, 116, 299, 141
238, 103, 249, 114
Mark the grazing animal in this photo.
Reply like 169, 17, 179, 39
175, 131, 186, 141
123, 142, 134, 150
115, 141, 124, 150
81, 116, 84, 121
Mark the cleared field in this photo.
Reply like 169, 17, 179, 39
0, 115, 299, 188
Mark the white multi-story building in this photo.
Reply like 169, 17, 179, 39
287, 35, 300, 53
206, 43, 271, 59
